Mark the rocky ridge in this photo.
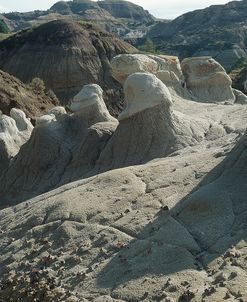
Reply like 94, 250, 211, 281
146, 0, 247, 71
2, 0, 156, 41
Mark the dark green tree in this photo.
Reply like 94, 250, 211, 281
138, 38, 156, 53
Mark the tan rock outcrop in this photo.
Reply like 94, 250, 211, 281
181, 57, 236, 103
111, 54, 158, 85
111, 53, 184, 95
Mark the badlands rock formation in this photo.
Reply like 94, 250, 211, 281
0, 20, 136, 114
181, 57, 236, 103
0, 84, 118, 206
0, 102, 247, 301
1, 54, 247, 301
111, 54, 184, 95
232, 89, 247, 104
0, 69, 233, 205
111, 54, 245, 104
3, 0, 155, 36
96, 73, 211, 172
0, 108, 33, 171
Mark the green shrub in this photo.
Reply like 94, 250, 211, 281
138, 38, 156, 53
0, 20, 9, 34
29, 78, 46, 94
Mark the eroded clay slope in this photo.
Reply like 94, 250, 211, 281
0, 84, 118, 206
0, 70, 58, 119
0, 20, 137, 114
0, 126, 247, 301
1, 54, 247, 302
2, 69, 246, 205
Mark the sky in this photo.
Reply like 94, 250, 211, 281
0, 0, 236, 19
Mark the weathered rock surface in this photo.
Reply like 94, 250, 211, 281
2, 60, 247, 205
70, 84, 116, 125
111, 54, 243, 103
97, 0, 155, 22
0, 70, 58, 119
0, 84, 118, 206
0, 107, 247, 301
2, 67, 242, 205
1, 50, 247, 301
0, 20, 137, 114
111, 54, 183, 87
111, 53, 186, 99
233, 88, 247, 104
96, 73, 210, 172
50, 0, 155, 22
181, 57, 235, 103
111, 54, 158, 85
0, 108, 33, 171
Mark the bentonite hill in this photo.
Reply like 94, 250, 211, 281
0, 20, 136, 114
1, 1, 247, 302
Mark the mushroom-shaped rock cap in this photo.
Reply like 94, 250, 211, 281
70, 84, 117, 125
119, 73, 172, 121
10, 108, 33, 132
70, 84, 104, 112
111, 54, 184, 86
111, 54, 158, 85
0, 114, 18, 136
36, 114, 56, 127
181, 57, 235, 102
48, 106, 67, 118
0, 110, 33, 171
182, 57, 226, 77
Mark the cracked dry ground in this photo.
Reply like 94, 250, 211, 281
1, 127, 247, 302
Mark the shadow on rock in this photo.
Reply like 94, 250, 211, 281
97, 132, 247, 289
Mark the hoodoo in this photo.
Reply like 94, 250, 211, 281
0, 84, 117, 205
0, 108, 33, 171
96, 72, 211, 171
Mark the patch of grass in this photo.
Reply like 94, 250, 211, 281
0, 33, 12, 41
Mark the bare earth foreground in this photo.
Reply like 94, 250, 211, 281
1, 55, 247, 302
